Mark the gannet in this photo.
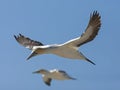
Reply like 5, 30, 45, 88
14, 11, 101, 65
33, 69, 76, 86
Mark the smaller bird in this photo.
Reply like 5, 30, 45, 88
33, 69, 76, 86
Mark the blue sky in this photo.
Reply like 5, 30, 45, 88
0, 0, 120, 90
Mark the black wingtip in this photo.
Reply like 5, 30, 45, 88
46, 83, 51, 86
14, 35, 18, 41
14, 34, 22, 40
45, 81, 51, 86
14, 35, 16, 39
90, 10, 100, 18
86, 58, 96, 65
19, 33, 22, 36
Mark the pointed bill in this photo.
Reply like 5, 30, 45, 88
26, 51, 38, 60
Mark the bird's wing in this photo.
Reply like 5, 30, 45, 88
14, 34, 44, 50
59, 70, 76, 80
58, 70, 66, 74
43, 76, 52, 86
63, 11, 101, 47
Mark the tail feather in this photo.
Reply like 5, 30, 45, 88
85, 58, 96, 65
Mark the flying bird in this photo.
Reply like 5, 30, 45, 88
33, 69, 76, 86
14, 11, 101, 65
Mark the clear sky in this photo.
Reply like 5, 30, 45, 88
0, 0, 120, 90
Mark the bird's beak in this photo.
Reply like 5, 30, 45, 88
32, 70, 40, 74
26, 52, 38, 60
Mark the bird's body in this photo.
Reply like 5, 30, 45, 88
14, 11, 101, 65
33, 44, 85, 59
33, 69, 76, 86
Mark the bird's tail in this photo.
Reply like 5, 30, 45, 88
85, 58, 96, 65
69, 77, 76, 80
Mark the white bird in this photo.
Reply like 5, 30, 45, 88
33, 69, 76, 86
14, 11, 101, 65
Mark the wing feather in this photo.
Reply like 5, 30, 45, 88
14, 34, 44, 50
43, 76, 52, 86
64, 11, 101, 47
